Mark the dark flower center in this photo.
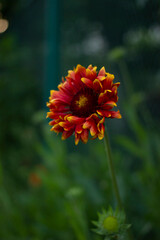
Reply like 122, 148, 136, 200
70, 88, 98, 117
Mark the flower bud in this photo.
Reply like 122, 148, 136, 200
103, 216, 118, 233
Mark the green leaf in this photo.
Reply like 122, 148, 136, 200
116, 135, 144, 158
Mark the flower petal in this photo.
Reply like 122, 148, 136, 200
75, 124, 83, 134
97, 110, 112, 118
83, 121, 92, 129
110, 110, 122, 119
90, 123, 98, 137
67, 116, 84, 123
93, 79, 103, 92
51, 124, 63, 133
75, 133, 81, 145
98, 66, 106, 76
98, 90, 112, 104
81, 129, 89, 144
86, 68, 97, 80
81, 77, 94, 88
106, 73, 115, 81
62, 130, 74, 140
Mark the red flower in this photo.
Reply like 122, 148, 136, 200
47, 64, 121, 145
29, 173, 41, 187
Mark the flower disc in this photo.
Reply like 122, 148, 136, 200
70, 88, 98, 117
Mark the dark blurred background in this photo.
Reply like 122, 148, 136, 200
0, 0, 160, 239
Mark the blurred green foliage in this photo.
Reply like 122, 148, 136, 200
0, 0, 160, 239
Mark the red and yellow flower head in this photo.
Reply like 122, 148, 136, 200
47, 64, 121, 145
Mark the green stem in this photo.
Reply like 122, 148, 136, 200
104, 130, 122, 209
104, 129, 134, 240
